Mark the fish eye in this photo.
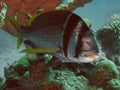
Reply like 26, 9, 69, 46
82, 37, 91, 42
81, 53, 88, 57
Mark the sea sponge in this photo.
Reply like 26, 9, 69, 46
47, 68, 89, 90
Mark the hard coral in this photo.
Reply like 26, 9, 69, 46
89, 60, 119, 86
28, 59, 48, 81
105, 79, 120, 90
0, 2, 7, 28
2, 57, 62, 90
43, 82, 62, 90
67, 0, 92, 10
48, 68, 89, 90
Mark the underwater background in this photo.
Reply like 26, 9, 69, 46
0, 0, 120, 90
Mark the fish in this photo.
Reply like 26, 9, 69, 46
10, 10, 99, 63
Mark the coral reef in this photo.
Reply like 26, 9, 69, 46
0, 2, 7, 28
55, 0, 92, 10
66, 0, 92, 11
1, 0, 61, 36
89, 60, 119, 86
55, 0, 74, 10
96, 14, 120, 64
4, 72, 46, 90
48, 68, 89, 90
0, 77, 5, 89
88, 86, 103, 90
105, 79, 120, 90
2, 57, 63, 90
1, 56, 120, 90
43, 82, 62, 90
0, 0, 92, 35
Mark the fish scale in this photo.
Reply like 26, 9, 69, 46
23, 25, 63, 50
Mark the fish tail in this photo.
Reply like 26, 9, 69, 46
7, 16, 21, 34
7, 16, 24, 49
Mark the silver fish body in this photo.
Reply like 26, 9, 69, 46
21, 10, 99, 63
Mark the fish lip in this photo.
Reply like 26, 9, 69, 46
79, 50, 98, 56
78, 53, 99, 62
64, 54, 99, 63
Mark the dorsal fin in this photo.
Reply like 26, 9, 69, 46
22, 10, 72, 33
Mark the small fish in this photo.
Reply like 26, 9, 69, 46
10, 10, 99, 63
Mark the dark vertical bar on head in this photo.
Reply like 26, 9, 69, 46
63, 14, 80, 57
74, 22, 90, 57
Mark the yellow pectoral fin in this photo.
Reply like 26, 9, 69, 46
20, 48, 59, 53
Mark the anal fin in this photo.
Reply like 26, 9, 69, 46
24, 40, 38, 61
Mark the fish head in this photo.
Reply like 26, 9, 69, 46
75, 31, 99, 63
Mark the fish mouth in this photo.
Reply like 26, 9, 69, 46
78, 51, 99, 62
